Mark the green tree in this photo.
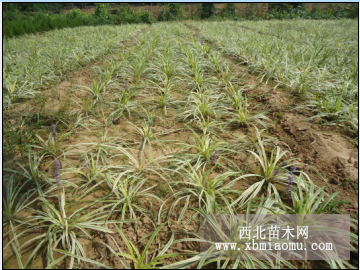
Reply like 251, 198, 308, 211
157, 3, 182, 21
95, 3, 110, 18
221, 3, 236, 17
167, 3, 181, 18
269, 3, 305, 12
200, 3, 215, 19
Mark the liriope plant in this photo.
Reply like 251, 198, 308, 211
108, 83, 139, 120
175, 126, 239, 169
106, 146, 173, 187
4, 151, 50, 195
8, 188, 132, 269
78, 79, 107, 102
223, 86, 248, 111
160, 160, 249, 223
225, 95, 271, 130
64, 153, 108, 200
65, 130, 125, 165
232, 128, 310, 205
163, 202, 298, 269
178, 91, 224, 123
3, 174, 38, 268
129, 121, 164, 160
269, 182, 358, 269
57, 222, 179, 269
103, 173, 162, 225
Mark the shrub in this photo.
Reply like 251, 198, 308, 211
117, 6, 153, 24
65, 8, 88, 20
117, 6, 137, 24
138, 10, 153, 24
3, 10, 19, 21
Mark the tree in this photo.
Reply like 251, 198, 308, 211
269, 3, 305, 12
95, 3, 110, 18
200, 3, 215, 19
224, 3, 236, 16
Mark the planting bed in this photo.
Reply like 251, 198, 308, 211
2, 20, 358, 269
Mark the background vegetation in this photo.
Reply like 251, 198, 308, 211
3, 3, 358, 38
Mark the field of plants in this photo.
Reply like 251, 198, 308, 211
3, 19, 358, 269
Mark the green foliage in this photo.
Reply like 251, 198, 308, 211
313, 3, 358, 19
95, 3, 110, 19
269, 3, 305, 13
226, 3, 236, 15
117, 6, 153, 24
4, 3, 358, 38
2, 16, 358, 270
51, 3, 63, 14
157, 3, 183, 21
167, 3, 182, 19
200, 3, 215, 19
65, 8, 88, 20
3, 3, 65, 13
219, 3, 240, 19
3, 5, 152, 38
3, 10, 92, 38
3, 3, 18, 12
3, 9, 19, 21
265, 3, 358, 20
3, 121, 39, 159
138, 10, 153, 24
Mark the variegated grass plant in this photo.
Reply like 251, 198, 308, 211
64, 153, 108, 200
33, 130, 61, 159
129, 121, 164, 160
225, 95, 271, 130
108, 85, 138, 120
106, 146, 172, 186
7, 188, 131, 269
160, 160, 246, 222
67, 130, 125, 165
3, 174, 38, 268
148, 77, 181, 115
58, 222, 179, 269
4, 151, 50, 195
103, 173, 162, 226
268, 182, 358, 269
175, 126, 239, 169
164, 201, 298, 269
177, 91, 224, 124
233, 128, 309, 204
